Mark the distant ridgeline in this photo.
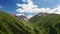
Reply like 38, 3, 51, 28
0, 11, 60, 34
29, 12, 60, 34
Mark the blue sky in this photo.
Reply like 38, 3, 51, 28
0, 0, 60, 18
33, 0, 58, 8
0, 0, 23, 14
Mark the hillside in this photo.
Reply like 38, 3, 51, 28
0, 11, 60, 34
29, 13, 60, 34
0, 11, 38, 34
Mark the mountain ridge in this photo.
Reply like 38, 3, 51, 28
0, 11, 36, 34
0, 11, 60, 34
29, 12, 60, 34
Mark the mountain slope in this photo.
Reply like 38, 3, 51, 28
29, 13, 60, 34
0, 11, 36, 34
0, 11, 60, 34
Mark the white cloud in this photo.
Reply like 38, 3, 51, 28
55, 11, 60, 14
16, 0, 38, 13
54, 6, 60, 14
16, 0, 60, 16
56, 6, 60, 12
16, 14, 25, 16
47, 6, 60, 14
27, 15, 33, 18
16, 8, 24, 13
16, 3, 22, 7
16, 0, 49, 13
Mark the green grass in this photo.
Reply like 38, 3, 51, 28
0, 11, 60, 34
0, 11, 36, 34
29, 13, 60, 34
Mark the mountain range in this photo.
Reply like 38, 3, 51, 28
0, 11, 60, 34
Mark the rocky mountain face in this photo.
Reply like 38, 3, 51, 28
9, 13, 29, 21
15, 15, 29, 21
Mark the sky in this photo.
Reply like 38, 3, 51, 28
0, 0, 60, 18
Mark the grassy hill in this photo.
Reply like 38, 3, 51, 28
0, 11, 60, 34
0, 11, 38, 34
29, 13, 60, 34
